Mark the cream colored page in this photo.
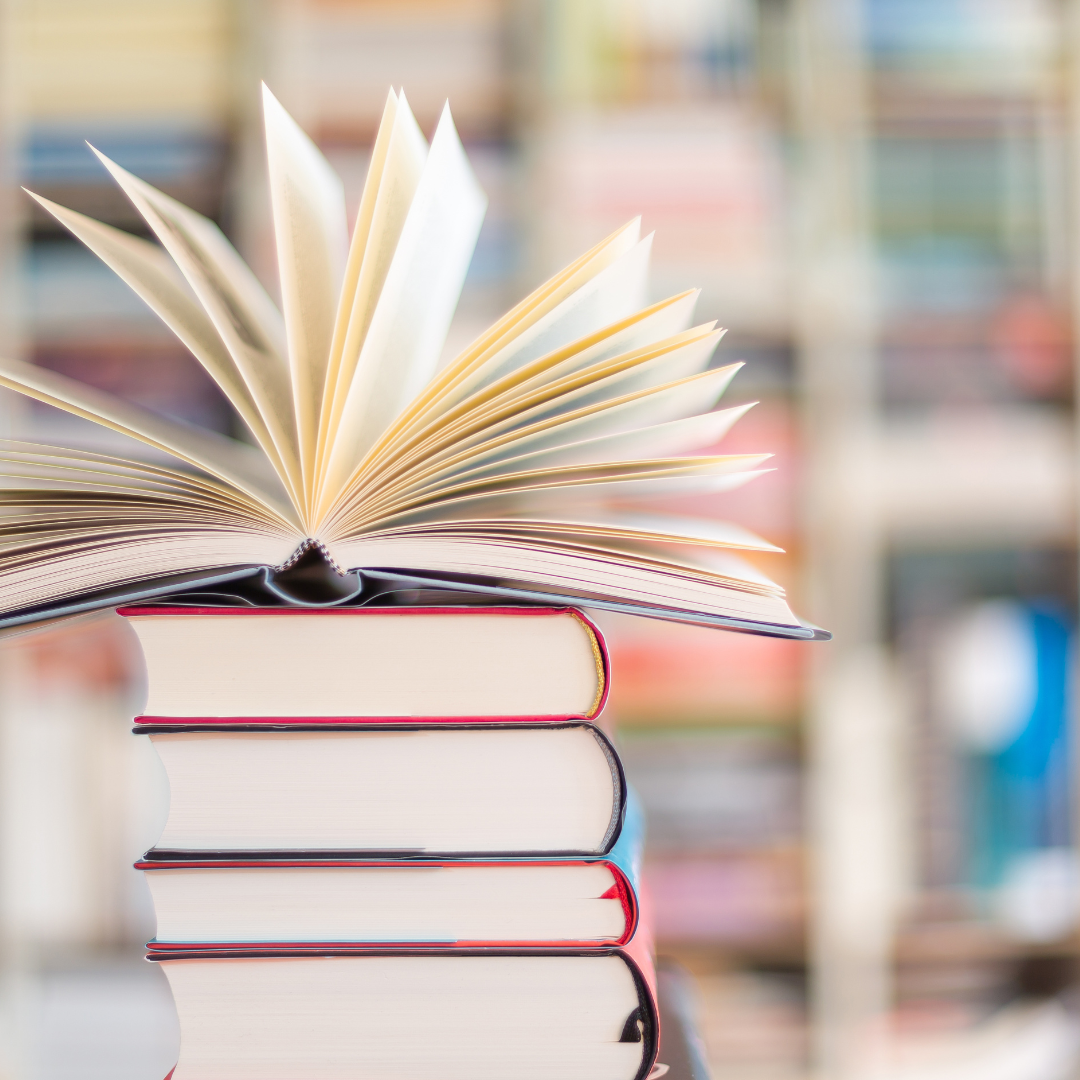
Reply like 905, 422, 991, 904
318, 103, 486, 515
369, 331, 725, 497
414, 221, 642, 412
613, 516, 785, 561
410, 403, 757, 486
449, 234, 654, 406
90, 149, 288, 354
461, 363, 747, 461
27, 193, 289, 480
262, 85, 348, 501
362, 377, 745, 512
484, 289, 701, 398
359, 456, 771, 528
333, 527, 781, 592
470, 365, 747, 464
323, 90, 398, 382
345, 449, 767, 532
0, 455, 244, 501
90, 148, 303, 507
349, 220, 644, 489
331, 247, 682, 514
456, 327, 722, 441
0, 443, 286, 520
374, 230, 653, 464
327, 537, 796, 622
0, 442, 228, 487
405, 454, 770, 509
354, 531, 782, 594
0, 534, 304, 620
435, 512, 784, 554
0, 357, 299, 526
325, 362, 745, 537
370, 290, 702, 481
681, 545, 787, 587
317, 91, 428, 490
0, 465, 287, 533
355, 325, 721, 503
538, 335, 724, 419
319, 91, 400, 475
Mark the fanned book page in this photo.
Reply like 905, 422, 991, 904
0, 84, 825, 639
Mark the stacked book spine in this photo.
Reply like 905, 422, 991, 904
124, 603, 659, 1080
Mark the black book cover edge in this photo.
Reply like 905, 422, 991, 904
138, 720, 629, 861
146, 945, 659, 1080
0, 553, 830, 640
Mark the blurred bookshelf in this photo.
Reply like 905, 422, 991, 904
2, 2, 1080, 1080
799, 2, 1080, 1079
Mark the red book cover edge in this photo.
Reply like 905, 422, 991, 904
136, 857, 638, 948
120, 605, 611, 720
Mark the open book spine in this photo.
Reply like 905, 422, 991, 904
0, 565, 826, 640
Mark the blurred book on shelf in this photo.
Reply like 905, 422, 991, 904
872, 408, 1075, 546
934, 597, 1077, 941
23, 238, 235, 438
23, 124, 231, 229
23, 242, 233, 434
873, 112, 1070, 408
866, 0, 1057, 95
691, 968, 807, 1080
15, 0, 236, 227
542, 0, 758, 105
868, 0, 1071, 413
536, 105, 789, 334
0, 615, 159, 953
646, 850, 803, 952
604, 617, 803, 727
265, 0, 509, 142
619, 728, 804, 952
12, 0, 242, 456
860, 30, 1080, 1034
13, 0, 236, 122
891, 548, 1080, 955
620, 730, 801, 851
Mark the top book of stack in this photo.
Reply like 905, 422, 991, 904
0, 85, 827, 642
125, 605, 607, 721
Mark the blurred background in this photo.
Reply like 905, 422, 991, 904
0, 1, 1078, 1078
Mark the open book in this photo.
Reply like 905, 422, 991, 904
0, 86, 824, 638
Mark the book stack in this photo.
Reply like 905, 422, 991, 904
124, 603, 659, 1080
0, 79, 825, 1077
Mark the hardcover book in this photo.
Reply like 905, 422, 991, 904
122, 605, 609, 721
0, 84, 827, 641
151, 948, 659, 1080
139, 720, 627, 857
